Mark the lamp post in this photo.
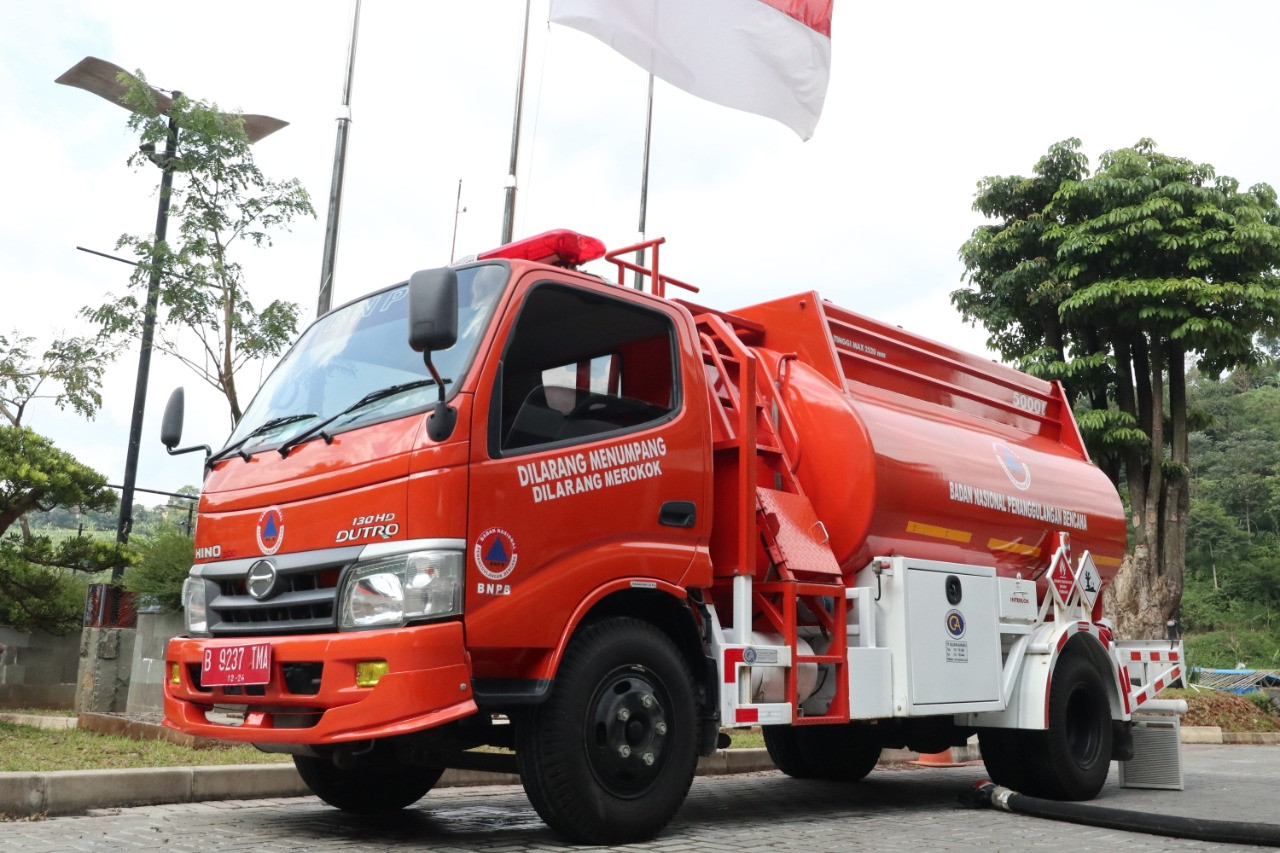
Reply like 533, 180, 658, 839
55, 57, 287, 581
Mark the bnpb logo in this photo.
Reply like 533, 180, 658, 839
256, 506, 284, 556
994, 441, 1032, 491
474, 527, 518, 581
945, 609, 966, 639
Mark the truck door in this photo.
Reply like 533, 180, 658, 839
464, 276, 709, 674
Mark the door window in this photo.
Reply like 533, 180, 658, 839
495, 284, 678, 454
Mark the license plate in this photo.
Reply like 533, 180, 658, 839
202, 643, 271, 686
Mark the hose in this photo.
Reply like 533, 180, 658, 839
965, 781, 1280, 848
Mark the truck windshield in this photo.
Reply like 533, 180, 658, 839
223, 263, 507, 453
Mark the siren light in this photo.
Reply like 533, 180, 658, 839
477, 229, 606, 268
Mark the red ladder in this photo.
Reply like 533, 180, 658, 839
697, 313, 850, 725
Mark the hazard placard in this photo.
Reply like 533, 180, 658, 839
1049, 534, 1076, 608
1076, 552, 1102, 613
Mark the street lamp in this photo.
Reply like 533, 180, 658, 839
55, 57, 287, 581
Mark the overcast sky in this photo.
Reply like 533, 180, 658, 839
5, 0, 1280, 499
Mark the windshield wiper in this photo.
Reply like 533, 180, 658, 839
277, 378, 446, 458
207, 412, 319, 467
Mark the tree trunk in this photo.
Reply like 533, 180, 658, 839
1105, 333, 1181, 640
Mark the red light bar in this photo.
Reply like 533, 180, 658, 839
477, 229, 606, 268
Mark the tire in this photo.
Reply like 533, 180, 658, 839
764, 723, 881, 782
763, 725, 814, 778
515, 618, 699, 844
294, 751, 443, 813
1023, 650, 1114, 800
978, 727, 1033, 792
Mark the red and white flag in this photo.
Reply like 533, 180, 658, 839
549, 0, 834, 140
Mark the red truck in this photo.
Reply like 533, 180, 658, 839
161, 229, 1183, 843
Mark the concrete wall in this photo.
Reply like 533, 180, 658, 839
125, 611, 184, 715
0, 626, 80, 709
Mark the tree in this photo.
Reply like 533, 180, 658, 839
82, 70, 315, 426
0, 426, 130, 633
0, 331, 114, 428
954, 139, 1280, 638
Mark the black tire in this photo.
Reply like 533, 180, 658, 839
978, 727, 1033, 792
294, 751, 443, 813
515, 618, 699, 844
764, 723, 881, 781
1023, 650, 1114, 800
763, 725, 814, 778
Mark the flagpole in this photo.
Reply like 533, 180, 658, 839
316, 0, 362, 317
501, 0, 533, 245
634, 72, 654, 290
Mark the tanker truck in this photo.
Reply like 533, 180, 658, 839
160, 229, 1184, 844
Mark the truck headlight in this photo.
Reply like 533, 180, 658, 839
183, 575, 211, 638
339, 550, 463, 630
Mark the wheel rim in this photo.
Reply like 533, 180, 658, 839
1064, 682, 1102, 767
584, 665, 671, 798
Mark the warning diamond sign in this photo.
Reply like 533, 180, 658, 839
1076, 552, 1102, 614
1049, 533, 1076, 607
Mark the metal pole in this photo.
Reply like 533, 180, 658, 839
500, 0, 533, 245
634, 73, 654, 290
114, 111, 179, 577
450, 179, 464, 263
317, 0, 362, 317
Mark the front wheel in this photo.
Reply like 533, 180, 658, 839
515, 617, 699, 844
294, 751, 443, 813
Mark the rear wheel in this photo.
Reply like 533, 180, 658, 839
764, 723, 881, 781
763, 725, 813, 778
978, 727, 1033, 792
294, 750, 443, 813
515, 618, 698, 844
1023, 650, 1114, 800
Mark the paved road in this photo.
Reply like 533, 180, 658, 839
2, 745, 1276, 851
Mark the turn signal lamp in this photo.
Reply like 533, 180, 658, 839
169, 663, 182, 686
355, 660, 390, 688
477, 229, 606, 268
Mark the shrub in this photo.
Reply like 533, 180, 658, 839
123, 525, 194, 612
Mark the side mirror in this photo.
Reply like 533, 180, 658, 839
407, 268, 459, 354
160, 386, 212, 460
161, 387, 185, 450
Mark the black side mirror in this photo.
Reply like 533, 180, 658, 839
408, 268, 459, 353
407, 268, 460, 443
160, 387, 212, 459
161, 387, 185, 450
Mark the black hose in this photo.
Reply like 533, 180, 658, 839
965, 781, 1280, 848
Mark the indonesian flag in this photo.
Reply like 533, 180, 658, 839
549, 0, 834, 140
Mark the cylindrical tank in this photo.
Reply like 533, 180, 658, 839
754, 348, 1127, 591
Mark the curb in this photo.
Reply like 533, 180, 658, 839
0, 750, 778, 818
1180, 725, 1280, 745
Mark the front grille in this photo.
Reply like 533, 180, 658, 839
199, 547, 363, 636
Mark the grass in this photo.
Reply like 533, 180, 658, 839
0, 722, 289, 772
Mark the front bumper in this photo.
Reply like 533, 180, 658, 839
164, 621, 477, 744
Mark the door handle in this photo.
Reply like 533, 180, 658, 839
659, 500, 697, 528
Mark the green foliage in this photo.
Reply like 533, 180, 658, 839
0, 331, 115, 428
1185, 629, 1280, 670
0, 427, 116, 535
0, 426, 129, 634
0, 559, 87, 635
1244, 690, 1277, 715
80, 69, 315, 426
123, 525, 194, 612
